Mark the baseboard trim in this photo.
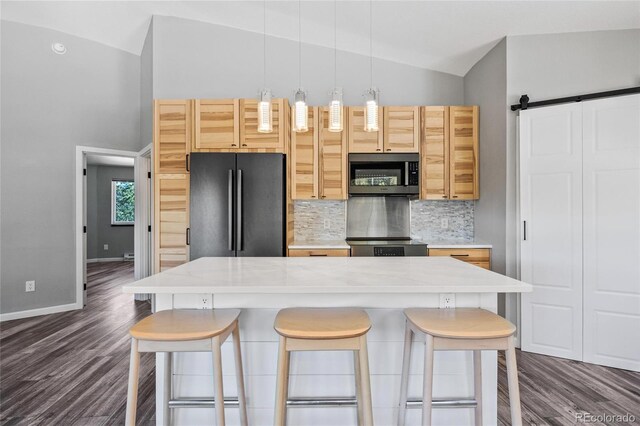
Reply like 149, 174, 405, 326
0, 302, 81, 322
87, 257, 125, 263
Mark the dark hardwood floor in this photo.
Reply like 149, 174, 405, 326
2, 261, 639, 425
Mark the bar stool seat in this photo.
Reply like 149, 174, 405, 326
398, 308, 522, 426
130, 309, 240, 341
274, 307, 374, 426
404, 308, 516, 339
274, 307, 371, 339
125, 309, 248, 426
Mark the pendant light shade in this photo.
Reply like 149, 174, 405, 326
293, 89, 309, 133
328, 88, 343, 132
364, 88, 379, 132
257, 89, 273, 133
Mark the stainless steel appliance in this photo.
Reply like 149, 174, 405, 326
189, 153, 285, 259
346, 197, 427, 256
348, 153, 419, 196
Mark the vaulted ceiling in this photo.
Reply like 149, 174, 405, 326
2, 1, 639, 76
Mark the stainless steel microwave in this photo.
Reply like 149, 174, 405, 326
348, 153, 420, 196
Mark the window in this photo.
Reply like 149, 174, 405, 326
111, 180, 135, 225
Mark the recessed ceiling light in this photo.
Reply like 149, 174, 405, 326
51, 43, 67, 55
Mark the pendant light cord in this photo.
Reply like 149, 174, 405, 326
334, 0, 337, 88
369, 0, 373, 88
298, 0, 302, 89
263, 0, 267, 88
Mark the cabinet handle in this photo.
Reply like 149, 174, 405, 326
186, 228, 190, 246
311, 195, 316, 198
523, 221, 527, 241
376, 148, 381, 151
386, 149, 391, 151
450, 254, 469, 257
186, 154, 190, 172
232, 144, 237, 147
321, 195, 326, 199
309, 254, 328, 256
242, 144, 248, 147
452, 195, 458, 198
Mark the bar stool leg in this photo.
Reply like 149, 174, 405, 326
422, 334, 434, 426
125, 338, 140, 426
232, 324, 249, 426
357, 335, 374, 426
473, 350, 483, 426
505, 336, 522, 426
163, 352, 172, 426
212, 336, 226, 426
274, 336, 290, 426
354, 352, 364, 426
398, 321, 413, 426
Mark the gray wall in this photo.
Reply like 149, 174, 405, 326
87, 166, 135, 260
140, 19, 154, 150
0, 21, 141, 314
151, 16, 463, 105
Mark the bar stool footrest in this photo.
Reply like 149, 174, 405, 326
406, 398, 477, 409
168, 397, 240, 409
287, 396, 358, 407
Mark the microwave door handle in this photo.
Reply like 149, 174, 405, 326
404, 162, 409, 186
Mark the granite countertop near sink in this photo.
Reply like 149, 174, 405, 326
425, 240, 493, 249
288, 240, 351, 250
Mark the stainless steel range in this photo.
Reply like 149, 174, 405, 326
346, 197, 427, 257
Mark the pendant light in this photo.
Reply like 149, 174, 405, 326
258, 0, 273, 133
328, 0, 343, 132
364, 0, 379, 132
293, 0, 309, 133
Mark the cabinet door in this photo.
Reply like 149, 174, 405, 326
194, 99, 239, 150
154, 174, 189, 272
347, 107, 383, 153
383, 106, 420, 152
239, 98, 285, 151
291, 107, 319, 200
154, 100, 191, 173
449, 106, 479, 199
420, 106, 449, 199
319, 107, 348, 200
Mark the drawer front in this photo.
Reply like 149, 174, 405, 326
288, 249, 350, 257
428, 248, 491, 269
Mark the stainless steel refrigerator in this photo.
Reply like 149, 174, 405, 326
189, 153, 286, 259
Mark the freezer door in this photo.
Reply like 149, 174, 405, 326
189, 153, 237, 259
236, 154, 286, 256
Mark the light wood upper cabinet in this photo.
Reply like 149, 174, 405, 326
291, 107, 348, 200
154, 100, 191, 173
291, 107, 319, 199
421, 106, 449, 199
194, 99, 239, 150
154, 174, 190, 272
347, 107, 383, 153
383, 107, 420, 152
239, 98, 286, 152
319, 107, 348, 200
420, 106, 479, 200
449, 106, 479, 200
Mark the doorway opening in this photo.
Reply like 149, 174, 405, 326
75, 146, 152, 308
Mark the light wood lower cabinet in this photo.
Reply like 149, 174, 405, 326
428, 248, 491, 270
154, 174, 190, 272
288, 249, 350, 257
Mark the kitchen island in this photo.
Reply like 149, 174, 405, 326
123, 256, 531, 426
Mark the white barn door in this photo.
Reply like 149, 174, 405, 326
582, 94, 640, 371
520, 103, 583, 361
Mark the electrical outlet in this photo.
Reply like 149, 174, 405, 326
25, 280, 36, 292
440, 218, 449, 229
201, 296, 211, 309
439, 293, 455, 309
324, 219, 331, 230
103, 244, 109, 251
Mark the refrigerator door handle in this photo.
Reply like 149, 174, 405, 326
237, 169, 243, 251
228, 169, 234, 251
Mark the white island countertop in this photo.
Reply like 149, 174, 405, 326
123, 256, 531, 295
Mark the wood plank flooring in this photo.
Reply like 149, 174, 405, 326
2, 261, 639, 425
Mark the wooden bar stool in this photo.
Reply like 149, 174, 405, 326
125, 309, 248, 426
273, 308, 374, 426
397, 308, 521, 426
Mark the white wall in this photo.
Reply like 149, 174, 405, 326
0, 21, 141, 314
151, 16, 464, 105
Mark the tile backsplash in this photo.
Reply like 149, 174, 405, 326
410, 200, 474, 241
293, 199, 474, 242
